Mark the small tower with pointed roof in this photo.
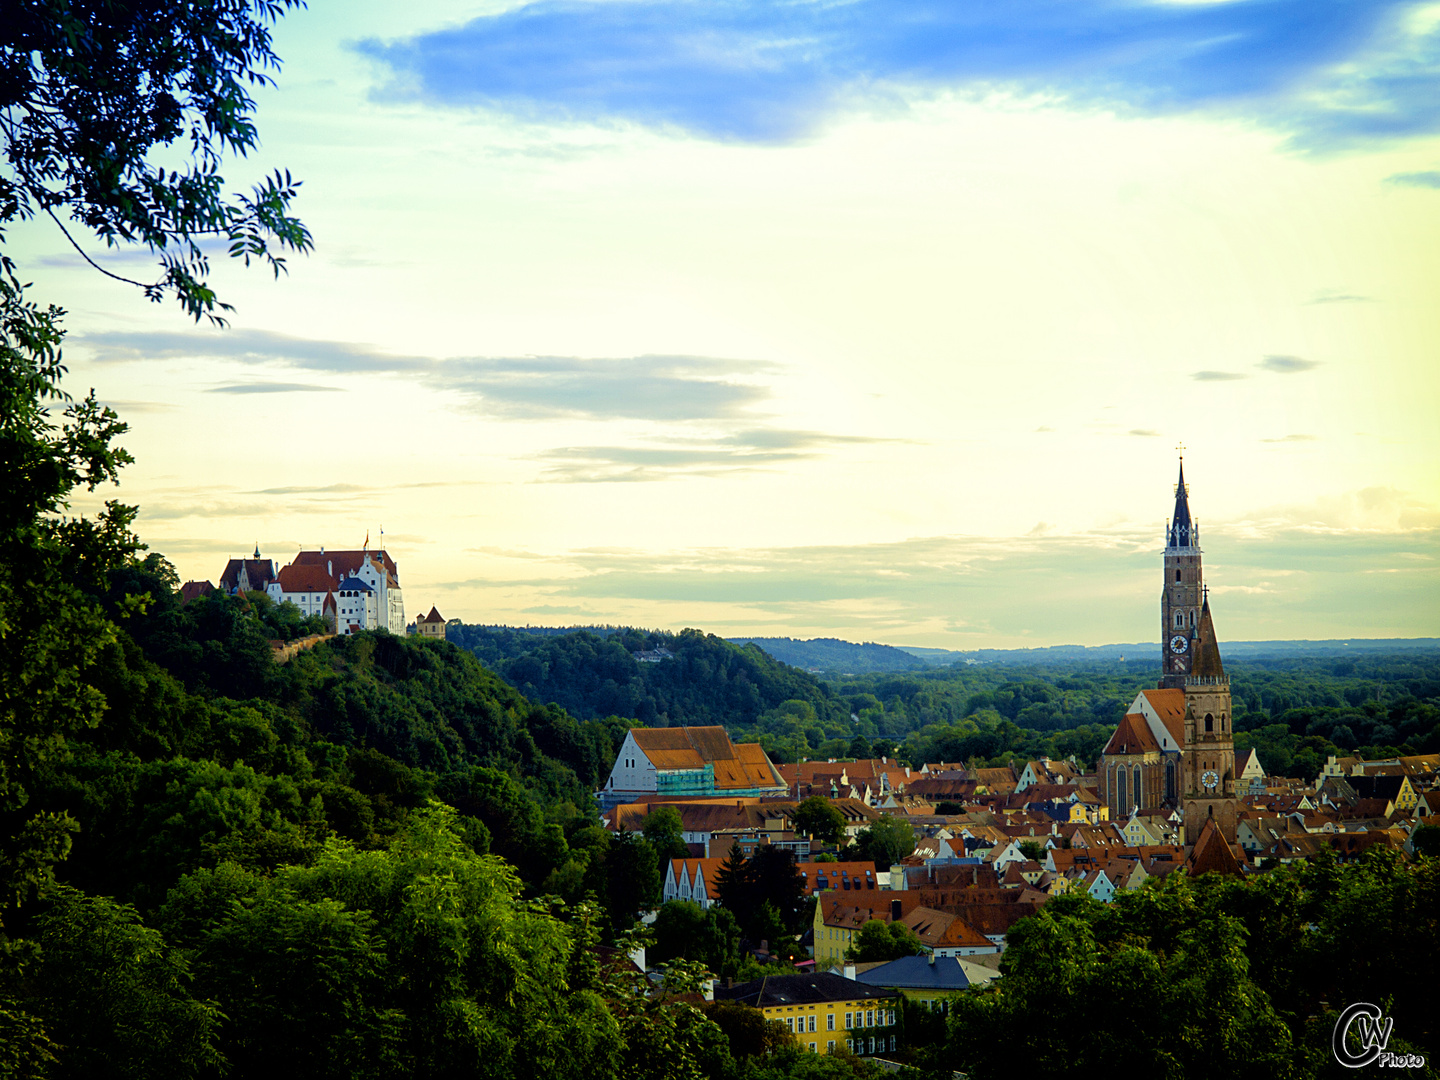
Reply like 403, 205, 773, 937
417, 606, 446, 640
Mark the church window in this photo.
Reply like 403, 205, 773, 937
1117, 769, 1128, 815
1165, 762, 1175, 801
1134, 766, 1143, 809
1205, 713, 1214, 733
1174, 612, 1183, 628
1175, 569, 1182, 582
1190, 610, 1196, 627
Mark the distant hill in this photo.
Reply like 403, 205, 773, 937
907, 638, 1440, 666
727, 636, 934, 674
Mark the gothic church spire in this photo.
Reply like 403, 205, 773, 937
1167, 455, 1193, 549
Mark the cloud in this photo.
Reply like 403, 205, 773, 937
467, 525, 1440, 644
95, 398, 177, 413
1260, 434, 1318, 443
249, 483, 373, 495
1307, 291, 1372, 304
1258, 354, 1322, 373
533, 428, 893, 482
1128, 428, 1161, 437
1035, 425, 1055, 433
81, 329, 776, 422
207, 382, 345, 395
358, 0, 1440, 147
1386, 170, 1440, 188
1191, 370, 1249, 381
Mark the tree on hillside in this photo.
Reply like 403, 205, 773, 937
1, 0, 312, 925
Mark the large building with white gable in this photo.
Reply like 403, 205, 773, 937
600, 725, 787, 811
217, 542, 407, 636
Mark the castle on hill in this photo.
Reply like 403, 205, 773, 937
217, 539, 406, 636
1099, 457, 1241, 847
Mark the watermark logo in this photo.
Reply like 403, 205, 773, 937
1332, 1003, 1425, 1069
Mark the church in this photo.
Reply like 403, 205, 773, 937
1099, 457, 1240, 845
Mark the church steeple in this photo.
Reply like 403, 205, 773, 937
1167, 455, 1193, 549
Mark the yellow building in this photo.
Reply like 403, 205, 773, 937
713, 972, 900, 1056
813, 894, 924, 966
416, 606, 446, 640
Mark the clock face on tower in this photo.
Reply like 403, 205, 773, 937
1169, 634, 1189, 655
1202, 769, 1220, 792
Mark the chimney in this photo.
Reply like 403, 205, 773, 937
928, 951, 935, 966
890, 899, 902, 921
843, 964, 856, 980
703, 978, 715, 1002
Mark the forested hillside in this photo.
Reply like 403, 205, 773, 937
449, 624, 850, 730
449, 625, 1440, 779
729, 638, 934, 675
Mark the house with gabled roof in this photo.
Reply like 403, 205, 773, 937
415, 606, 446, 639
219, 545, 279, 595
813, 895, 926, 964
856, 953, 976, 1008
600, 726, 786, 810
662, 857, 726, 908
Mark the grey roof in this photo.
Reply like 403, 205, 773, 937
712, 972, 897, 1008
337, 577, 374, 592
855, 955, 972, 992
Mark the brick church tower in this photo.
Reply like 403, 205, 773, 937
1160, 456, 1239, 844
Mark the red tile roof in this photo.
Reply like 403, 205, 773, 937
1139, 688, 1187, 746
1103, 713, 1160, 756
275, 563, 336, 593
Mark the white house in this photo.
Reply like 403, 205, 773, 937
662, 858, 724, 909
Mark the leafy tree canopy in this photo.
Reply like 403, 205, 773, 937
1, 0, 312, 321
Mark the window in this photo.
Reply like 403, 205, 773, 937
845, 1012, 852, 1029
887, 1009, 895, 1026
890, 1035, 897, 1051
827, 1014, 835, 1031
868, 1037, 876, 1054
1175, 569, 1182, 582
786, 1018, 794, 1032
866, 1010, 873, 1027
827, 1041, 835, 1053
847, 1039, 854, 1054
1205, 713, 1214, 733
808, 1016, 816, 1033
1175, 612, 1183, 628
809, 1043, 816, 1053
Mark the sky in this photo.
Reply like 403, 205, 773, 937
14, 0, 1440, 648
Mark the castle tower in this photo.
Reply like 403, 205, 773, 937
1159, 456, 1239, 844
